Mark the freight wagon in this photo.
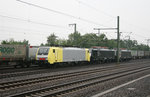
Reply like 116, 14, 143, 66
0, 45, 38, 67
131, 50, 138, 59
131, 50, 150, 59
137, 51, 144, 58
144, 51, 150, 58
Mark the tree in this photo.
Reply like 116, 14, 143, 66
106, 39, 117, 49
40, 32, 149, 50
67, 31, 82, 47
46, 33, 58, 46
1, 38, 28, 45
80, 33, 98, 48
97, 34, 108, 46
40, 43, 45, 46
56, 39, 68, 46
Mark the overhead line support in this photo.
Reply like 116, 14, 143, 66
93, 16, 120, 64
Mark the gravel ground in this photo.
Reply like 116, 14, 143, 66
0, 60, 137, 83
1, 62, 139, 97
100, 74, 150, 97
1, 59, 150, 97
62, 68, 150, 97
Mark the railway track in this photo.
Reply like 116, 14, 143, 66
0, 62, 150, 97
0, 61, 148, 85
0, 67, 50, 79
10, 65, 150, 97
0, 64, 40, 73
1, 59, 149, 80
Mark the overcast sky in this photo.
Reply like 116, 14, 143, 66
0, 0, 150, 46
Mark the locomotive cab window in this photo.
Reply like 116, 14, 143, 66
38, 48, 49, 55
53, 49, 55, 53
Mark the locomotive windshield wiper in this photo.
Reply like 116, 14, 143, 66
43, 53, 48, 55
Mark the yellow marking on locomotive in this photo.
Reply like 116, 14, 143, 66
56, 47, 63, 62
85, 49, 90, 62
36, 48, 39, 60
48, 47, 63, 64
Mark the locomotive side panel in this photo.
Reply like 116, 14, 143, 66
99, 50, 115, 59
90, 49, 115, 62
48, 47, 63, 64
63, 48, 86, 62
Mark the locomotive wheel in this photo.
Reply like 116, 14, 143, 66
14, 65, 17, 68
26, 64, 30, 68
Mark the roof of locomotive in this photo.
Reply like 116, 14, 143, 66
91, 48, 115, 51
38, 46, 51, 48
63, 47, 87, 50
121, 50, 131, 52
38, 46, 88, 50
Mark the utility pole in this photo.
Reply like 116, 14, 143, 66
69, 23, 76, 33
124, 32, 132, 40
93, 28, 117, 36
123, 32, 132, 49
69, 23, 77, 45
93, 28, 101, 35
146, 39, 150, 46
93, 28, 101, 46
93, 28, 117, 46
147, 39, 150, 51
93, 16, 120, 64
117, 16, 120, 64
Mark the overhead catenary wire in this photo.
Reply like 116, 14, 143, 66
132, 33, 149, 39
120, 29, 150, 40
0, 0, 148, 46
75, 0, 150, 42
0, 14, 70, 29
121, 19, 150, 33
75, 0, 116, 19
0, 26, 68, 35
0, 29, 48, 44
16, 0, 108, 27
121, 19, 150, 40
0, 28, 49, 36
1, 14, 148, 45
119, 32, 149, 45
77, 0, 150, 44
